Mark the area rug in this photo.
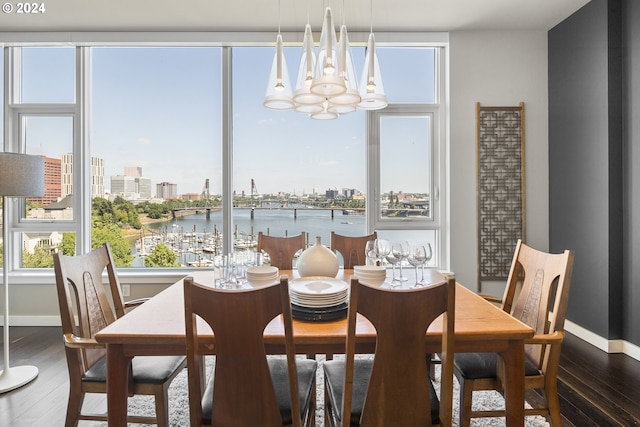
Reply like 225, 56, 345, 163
94, 355, 550, 427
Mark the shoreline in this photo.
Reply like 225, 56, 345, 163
124, 208, 222, 240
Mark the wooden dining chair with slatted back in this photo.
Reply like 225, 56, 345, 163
184, 275, 318, 427
453, 239, 574, 427
324, 274, 456, 427
330, 231, 378, 269
257, 232, 307, 270
53, 243, 186, 427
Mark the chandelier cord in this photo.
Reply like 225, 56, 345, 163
369, 0, 373, 33
277, 0, 281, 34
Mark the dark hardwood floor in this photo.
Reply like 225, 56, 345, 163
2, 326, 640, 426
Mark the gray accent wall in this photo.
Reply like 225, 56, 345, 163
549, 0, 639, 344
623, 0, 640, 344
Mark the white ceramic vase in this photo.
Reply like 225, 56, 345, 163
297, 236, 339, 278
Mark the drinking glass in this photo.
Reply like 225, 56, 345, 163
365, 240, 377, 265
215, 253, 239, 289
235, 250, 248, 285
375, 239, 391, 262
392, 241, 410, 282
384, 251, 401, 287
407, 244, 427, 287
418, 243, 433, 286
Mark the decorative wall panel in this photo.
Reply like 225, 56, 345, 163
476, 102, 525, 291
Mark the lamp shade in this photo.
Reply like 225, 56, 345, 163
358, 33, 388, 110
327, 24, 361, 114
293, 24, 325, 113
310, 7, 346, 98
264, 34, 295, 110
0, 153, 45, 197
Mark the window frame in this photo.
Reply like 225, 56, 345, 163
2, 34, 449, 282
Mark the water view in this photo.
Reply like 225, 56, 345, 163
133, 207, 366, 267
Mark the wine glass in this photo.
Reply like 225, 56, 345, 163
365, 240, 377, 265
418, 243, 433, 286
407, 244, 427, 287
384, 251, 401, 287
392, 241, 410, 282
375, 239, 391, 259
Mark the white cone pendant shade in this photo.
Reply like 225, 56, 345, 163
310, 99, 338, 120
293, 24, 324, 113
310, 7, 346, 98
327, 24, 360, 114
264, 34, 295, 110
358, 33, 387, 110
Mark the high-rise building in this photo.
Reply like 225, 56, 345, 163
136, 177, 152, 198
124, 165, 142, 178
91, 157, 105, 198
157, 182, 178, 200
111, 175, 137, 198
61, 153, 73, 198
61, 153, 105, 199
29, 155, 61, 205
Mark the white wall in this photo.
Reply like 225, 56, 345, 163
449, 30, 550, 295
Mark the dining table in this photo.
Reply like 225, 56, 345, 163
95, 268, 534, 427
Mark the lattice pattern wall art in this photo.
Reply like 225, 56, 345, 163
476, 102, 525, 291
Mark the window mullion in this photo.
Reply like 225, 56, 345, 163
78, 46, 91, 254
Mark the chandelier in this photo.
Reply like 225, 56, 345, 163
263, 0, 387, 120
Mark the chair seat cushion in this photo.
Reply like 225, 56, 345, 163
82, 355, 186, 385
323, 358, 440, 426
200, 357, 317, 425
454, 352, 540, 380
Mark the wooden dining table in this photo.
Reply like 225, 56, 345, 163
95, 269, 534, 427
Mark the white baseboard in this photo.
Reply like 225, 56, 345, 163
565, 319, 640, 362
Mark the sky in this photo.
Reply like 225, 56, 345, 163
14, 44, 435, 197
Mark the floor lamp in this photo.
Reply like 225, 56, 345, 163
0, 152, 44, 393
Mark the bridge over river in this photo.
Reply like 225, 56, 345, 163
171, 206, 365, 220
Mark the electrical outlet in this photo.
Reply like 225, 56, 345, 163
121, 284, 131, 297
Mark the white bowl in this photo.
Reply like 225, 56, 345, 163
353, 266, 387, 286
354, 265, 386, 274
356, 275, 386, 286
247, 277, 279, 287
247, 265, 279, 277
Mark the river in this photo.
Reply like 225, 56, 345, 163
133, 207, 366, 267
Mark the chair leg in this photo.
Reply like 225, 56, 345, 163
154, 384, 171, 427
65, 387, 84, 427
324, 378, 335, 427
545, 380, 563, 427
459, 378, 474, 427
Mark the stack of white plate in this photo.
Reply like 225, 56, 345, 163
289, 277, 349, 321
353, 265, 387, 286
246, 265, 279, 286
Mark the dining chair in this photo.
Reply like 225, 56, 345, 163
184, 275, 318, 427
453, 239, 574, 427
257, 232, 307, 270
330, 231, 377, 269
52, 243, 186, 427
323, 275, 456, 427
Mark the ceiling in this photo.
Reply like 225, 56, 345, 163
0, 0, 590, 33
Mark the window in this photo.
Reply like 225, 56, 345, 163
3, 39, 448, 273
232, 46, 366, 248
21, 47, 75, 103
91, 47, 222, 268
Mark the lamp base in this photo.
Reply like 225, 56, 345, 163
0, 365, 39, 393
